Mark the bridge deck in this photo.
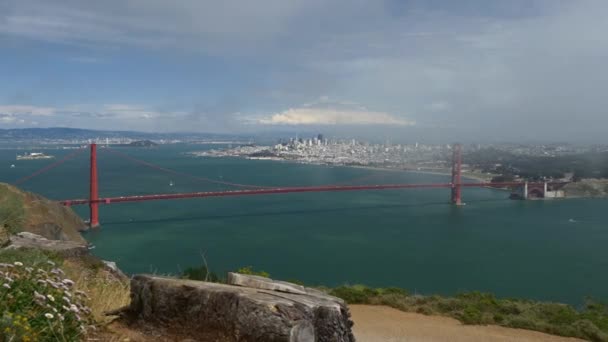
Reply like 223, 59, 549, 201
59, 182, 559, 206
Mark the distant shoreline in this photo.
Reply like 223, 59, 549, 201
191, 152, 494, 183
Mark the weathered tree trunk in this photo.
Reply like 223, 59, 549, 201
121, 274, 355, 342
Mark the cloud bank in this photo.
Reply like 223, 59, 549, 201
259, 107, 413, 126
0, 1, 607, 141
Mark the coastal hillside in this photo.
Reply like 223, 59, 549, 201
564, 179, 608, 198
0, 182, 86, 244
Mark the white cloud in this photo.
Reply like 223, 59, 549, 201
258, 107, 414, 126
101, 104, 163, 119
0, 104, 189, 130
0, 105, 56, 116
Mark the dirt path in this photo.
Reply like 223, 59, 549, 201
350, 305, 584, 342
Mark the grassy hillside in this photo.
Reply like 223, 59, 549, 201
0, 183, 86, 243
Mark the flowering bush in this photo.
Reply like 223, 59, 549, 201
0, 260, 94, 341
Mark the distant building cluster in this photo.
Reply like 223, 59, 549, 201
192, 134, 458, 172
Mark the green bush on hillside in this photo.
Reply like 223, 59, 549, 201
235, 266, 270, 278
181, 265, 220, 282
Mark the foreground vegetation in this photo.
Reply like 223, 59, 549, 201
329, 285, 608, 342
3, 249, 607, 341
0, 249, 130, 341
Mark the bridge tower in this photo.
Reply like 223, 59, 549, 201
89, 143, 100, 228
451, 143, 463, 205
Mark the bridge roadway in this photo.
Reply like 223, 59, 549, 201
59, 181, 552, 206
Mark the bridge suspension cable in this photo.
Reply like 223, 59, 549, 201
14, 147, 88, 185
102, 148, 270, 189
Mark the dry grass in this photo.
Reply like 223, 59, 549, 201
62, 258, 130, 323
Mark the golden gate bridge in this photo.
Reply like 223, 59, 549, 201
13, 143, 566, 228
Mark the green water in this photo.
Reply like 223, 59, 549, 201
1, 144, 607, 305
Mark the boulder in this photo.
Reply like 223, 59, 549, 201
4, 232, 88, 257
103, 260, 128, 280
121, 274, 355, 342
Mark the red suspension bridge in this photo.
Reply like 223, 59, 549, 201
13, 143, 566, 228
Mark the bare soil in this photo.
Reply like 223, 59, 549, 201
350, 305, 584, 342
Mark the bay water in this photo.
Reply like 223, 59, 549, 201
1, 144, 606, 305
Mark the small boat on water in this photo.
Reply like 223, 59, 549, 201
169, 180, 174, 186
16, 152, 54, 160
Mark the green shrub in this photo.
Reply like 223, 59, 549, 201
493, 313, 505, 323
582, 300, 608, 331
461, 306, 483, 325
324, 284, 608, 341
182, 265, 220, 282
0, 260, 94, 341
329, 285, 379, 304
235, 266, 270, 278
572, 319, 608, 342
0, 249, 62, 267
380, 287, 408, 296
535, 303, 579, 326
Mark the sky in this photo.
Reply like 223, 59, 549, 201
0, 0, 607, 142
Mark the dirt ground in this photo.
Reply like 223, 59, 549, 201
350, 305, 584, 342
100, 305, 586, 341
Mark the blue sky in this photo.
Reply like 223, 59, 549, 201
1, 0, 607, 141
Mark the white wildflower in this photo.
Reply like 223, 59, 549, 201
34, 291, 46, 301
13, 261, 23, 267
70, 304, 80, 313
62, 296, 71, 303
47, 294, 55, 302
62, 279, 75, 287
44, 313, 54, 319
2, 283, 10, 289
4, 276, 14, 283
47, 260, 56, 266
51, 268, 65, 276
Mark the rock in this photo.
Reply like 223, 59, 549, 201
4, 232, 88, 257
227, 272, 307, 295
121, 274, 355, 342
103, 260, 128, 279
